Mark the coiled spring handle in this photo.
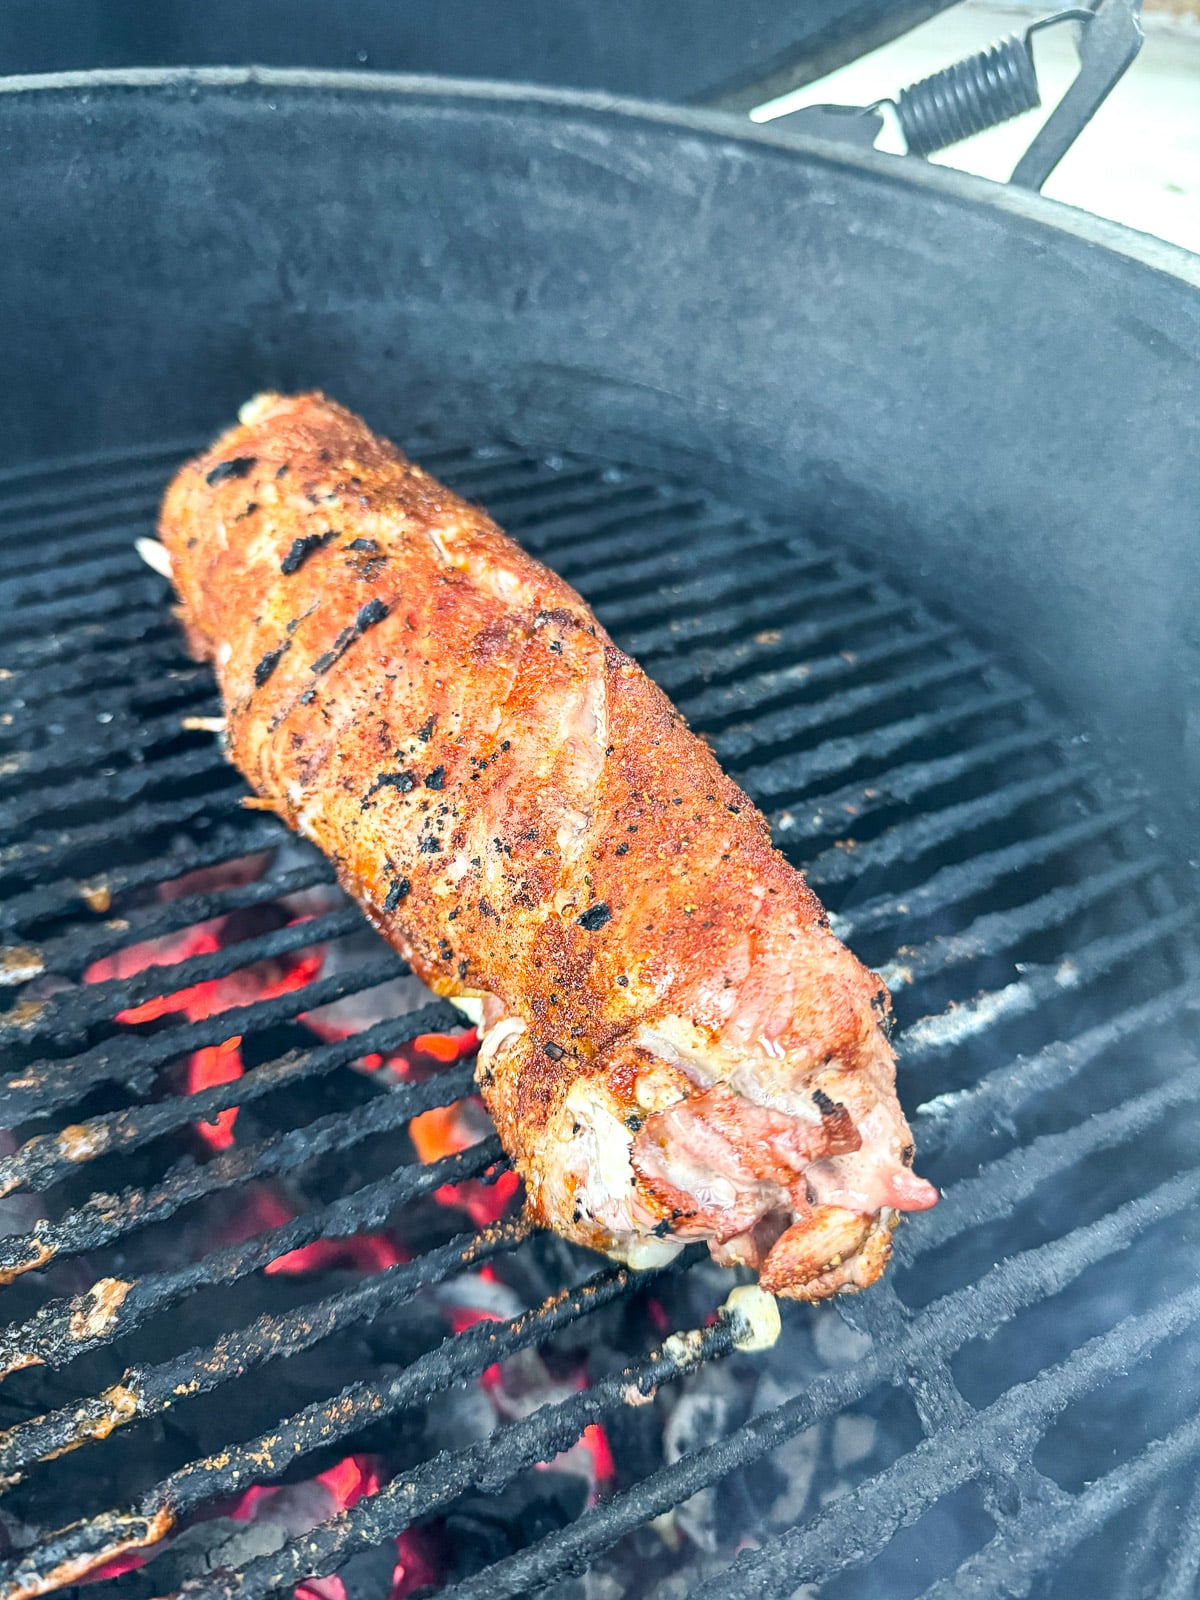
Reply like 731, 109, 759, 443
756, 0, 1140, 189
881, 9, 1094, 158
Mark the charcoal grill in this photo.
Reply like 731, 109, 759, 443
1, 68, 1199, 1600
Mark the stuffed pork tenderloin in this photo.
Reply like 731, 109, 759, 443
153, 391, 936, 1301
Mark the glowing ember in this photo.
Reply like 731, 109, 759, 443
68, 868, 617, 1597
294, 1580, 347, 1600
446, 1303, 505, 1337
84, 914, 324, 1152
230, 1453, 383, 1522
580, 1422, 617, 1486
304, 1003, 479, 1085
155, 851, 274, 901
216, 1185, 409, 1276
268, 1230, 409, 1278
82, 1549, 148, 1583
83, 1455, 398, 1593
409, 1091, 520, 1226
390, 1530, 440, 1598
445, 1272, 618, 1510
413, 1030, 472, 1064
646, 1297, 671, 1337
187, 1036, 244, 1149
230, 1455, 386, 1600
528, 1371, 618, 1501
408, 1102, 471, 1164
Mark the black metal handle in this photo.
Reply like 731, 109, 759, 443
771, 0, 1143, 193
1009, 0, 1142, 189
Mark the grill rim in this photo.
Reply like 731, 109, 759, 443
0, 64, 1195, 294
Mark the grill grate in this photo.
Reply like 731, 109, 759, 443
0, 435, 1197, 1600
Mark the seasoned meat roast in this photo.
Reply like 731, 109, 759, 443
156, 392, 936, 1300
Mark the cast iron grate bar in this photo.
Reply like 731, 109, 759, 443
899, 906, 1195, 1063
836, 803, 1139, 941
803, 764, 1101, 889
0, 1004, 461, 1200
0, 1170, 515, 1404
0, 437, 1196, 1600
737, 684, 1036, 804
1, 951, 408, 1126
690, 1284, 1200, 1600
0, 612, 176, 676
0, 641, 989, 980
876, 854, 1167, 993
913, 981, 1198, 1159
435, 1172, 1200, 1600
546, 507, 745, 574
681, 620, 961, 729
767, 723, 1057, 845
1, 906, 365, 1045
0, 564, 932, 826
916, 1414, 1200, 1600
0, 693, 222, 795
1, 855, 338, 988
163, 1314, 741, 1600
0, 1174, 524, 1485
0, 1068, 486, 1283
1155, 1467, 1200, 1600
0, 744, 240, 839
899, 1064, 1200, 1264
0, 644, 210, 728
0, 816, 289, 938
617, 572, 879, 660
0, 1257, 669, 1598
0, 1212, 529, 1385
0, 785, 253, 898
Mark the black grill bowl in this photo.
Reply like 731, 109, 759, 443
0, 71, 1198, 1600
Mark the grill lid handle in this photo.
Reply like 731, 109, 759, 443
1008, 0, 1143, 189
767, 0, 1143, 192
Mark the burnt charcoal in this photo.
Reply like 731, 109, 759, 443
125, 1512, 289, 1597
13, 1322, 408, 1531
542, 1569, 628, 1600
301, 944, 436, 1037
617, 1252, 729, 1343
810, 1306, 874, 1370
320, 1409, 431, 1479
662, 1362, 751, 1552
401, 1193, 481, 1256
431, 1267, 524, 1331
751, 1373, 824, 1529
424, 1378, 499, 1453
497, 1226, 597, 1309
440, 1474, 587, 1579
121, 1465, 407, 1598
316, 1535, 404, 1598
663, 1362, 750, 1459
245, 1056, 382, 1129
0, 1325, 128, 1436
360, 1301, 448, 1371
644, 1546, 747, 1600
10, 1412, 184, 1531
715, 1451, 788, 1541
